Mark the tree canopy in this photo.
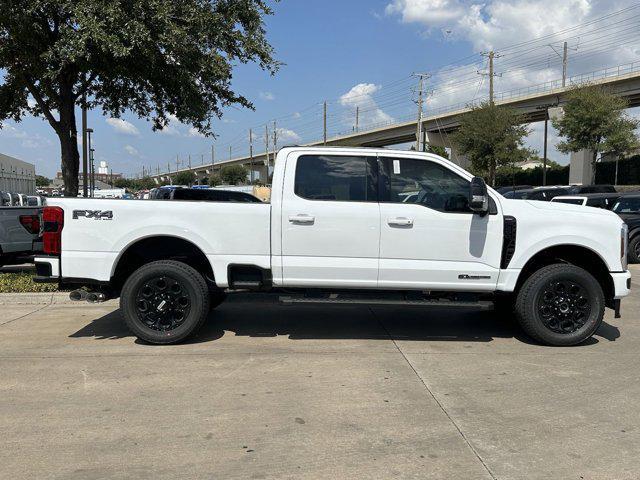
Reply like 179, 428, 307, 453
174, 170, 196, 186
220, 165, 248, 185
553, 85, 639, 171
0, 0, 279, 195
35, 175, 51, 187
451, 102, 532, 186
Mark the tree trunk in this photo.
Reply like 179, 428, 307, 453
488, 160, 496, 187
57, 91, 80, 197
591, 149, 598, 185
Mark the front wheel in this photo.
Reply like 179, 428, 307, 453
628, 236, 640, 264
121, 260, 210, 344
515, 264, 604, 346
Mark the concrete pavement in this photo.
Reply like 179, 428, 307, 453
1, 269, 640, 479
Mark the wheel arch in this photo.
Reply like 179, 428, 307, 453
110, 235, 215, 293
514, 244, 614, 304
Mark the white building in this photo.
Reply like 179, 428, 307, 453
0, 153, 36, 195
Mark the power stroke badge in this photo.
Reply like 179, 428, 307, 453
72, 210, 113, 220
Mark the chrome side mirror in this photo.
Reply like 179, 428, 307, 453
469, 177, 489, 214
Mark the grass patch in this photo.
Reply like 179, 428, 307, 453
0, 272, 59, 293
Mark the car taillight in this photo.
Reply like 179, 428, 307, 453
19, 215, 40, 234
42, 206, 64, 255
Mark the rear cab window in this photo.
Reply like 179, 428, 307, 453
294, 155, 378, 202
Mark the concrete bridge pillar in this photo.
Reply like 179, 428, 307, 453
253, 164, 269, 183
569, 149, 595, 185
426, 131, 469, 169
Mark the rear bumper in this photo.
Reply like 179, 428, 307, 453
611, 270, 631, 299
33, 256, 59, 283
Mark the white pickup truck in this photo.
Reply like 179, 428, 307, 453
34, 147, 631, 346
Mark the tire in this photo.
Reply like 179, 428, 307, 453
515, 264, 604, 346
120, 260, 210, 344
628, 235, 640, 264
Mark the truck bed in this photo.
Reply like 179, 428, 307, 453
46, 198, 272, 284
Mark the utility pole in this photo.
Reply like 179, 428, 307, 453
323, 101, 327, 145
89, 148, 95, 197
188, 154, 192, 170
479, 51, 501, 104
81, 95, 88, 197
176, 154, 180, 172
413, 73, 430, 151
272, 120, 277, 165
265, 124, 270, 170
229, 145, 232, 161
249, 128, 254, 184
211, 145, 215, 165
562, 41, 568, 87
201, 154, 204, 165
355, 106, 359, 132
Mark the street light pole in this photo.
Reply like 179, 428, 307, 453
86, 128, 94, 197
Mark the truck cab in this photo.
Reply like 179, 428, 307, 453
34, 147, 631, 346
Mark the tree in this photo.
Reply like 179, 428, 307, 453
35, 175, 50, 187
553, 84, 639, 178
426, 144, 449, 159
208, 174, 222, 187
0, 1, 279, 196
451, 102, 532, 186
174, 171, 196, 186
220, 165, 249, 185
135, 176, 157, 190
114, 178, 132, 189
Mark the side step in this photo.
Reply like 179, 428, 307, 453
279, 294, 493, 309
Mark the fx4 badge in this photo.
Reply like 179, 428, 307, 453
73, 210, 113, 220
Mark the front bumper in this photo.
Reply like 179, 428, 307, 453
611, 270, 632, 299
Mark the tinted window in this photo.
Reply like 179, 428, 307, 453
554, 198, 584, 205
380, 158, 471, 213
613, 197, 640, 214
295, 155, 377, 202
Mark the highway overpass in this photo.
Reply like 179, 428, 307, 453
151, 62, 640, 186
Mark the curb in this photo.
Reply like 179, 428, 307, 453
0, 292, 119, 306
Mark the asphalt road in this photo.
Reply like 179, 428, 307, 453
1, 268, 640, 479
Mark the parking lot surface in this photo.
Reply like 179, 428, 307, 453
2, 268, 640, 479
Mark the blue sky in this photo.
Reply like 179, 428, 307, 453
1, 0, 639, 178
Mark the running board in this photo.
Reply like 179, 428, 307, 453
279, 295, 493, 309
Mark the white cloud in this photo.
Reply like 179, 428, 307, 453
124, 145, 142, 158
276, 128, 301, 144
339, 83, 394, 127
385, 0, 465, 27
0, 124, 28, 139
260, 91, 275, 101
188, 127, 207, 138
106, 118, 140, 136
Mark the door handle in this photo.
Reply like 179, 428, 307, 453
387, 217, 413, 227
289, 214, 315, 224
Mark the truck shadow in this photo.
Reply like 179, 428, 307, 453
70, 295, 620, 346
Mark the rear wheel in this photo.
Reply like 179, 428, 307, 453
121, 260, 210, 344
515, 264, 604, 346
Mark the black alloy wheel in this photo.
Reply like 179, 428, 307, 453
537, 279, 591, 334
135, 275, 192, 332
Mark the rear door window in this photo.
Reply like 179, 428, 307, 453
294, 155, 377, 202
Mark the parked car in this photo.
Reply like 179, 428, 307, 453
169, 188, 262, 203
566, 184, 617, 194
502, 186, 570, 201
611, 194, 640, 263
495, 185, 532, 195
0, 206, 42, 267
551, 193, 621, 210
34, 147, 630, 347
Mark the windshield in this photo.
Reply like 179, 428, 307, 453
613, 197, 640, 214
